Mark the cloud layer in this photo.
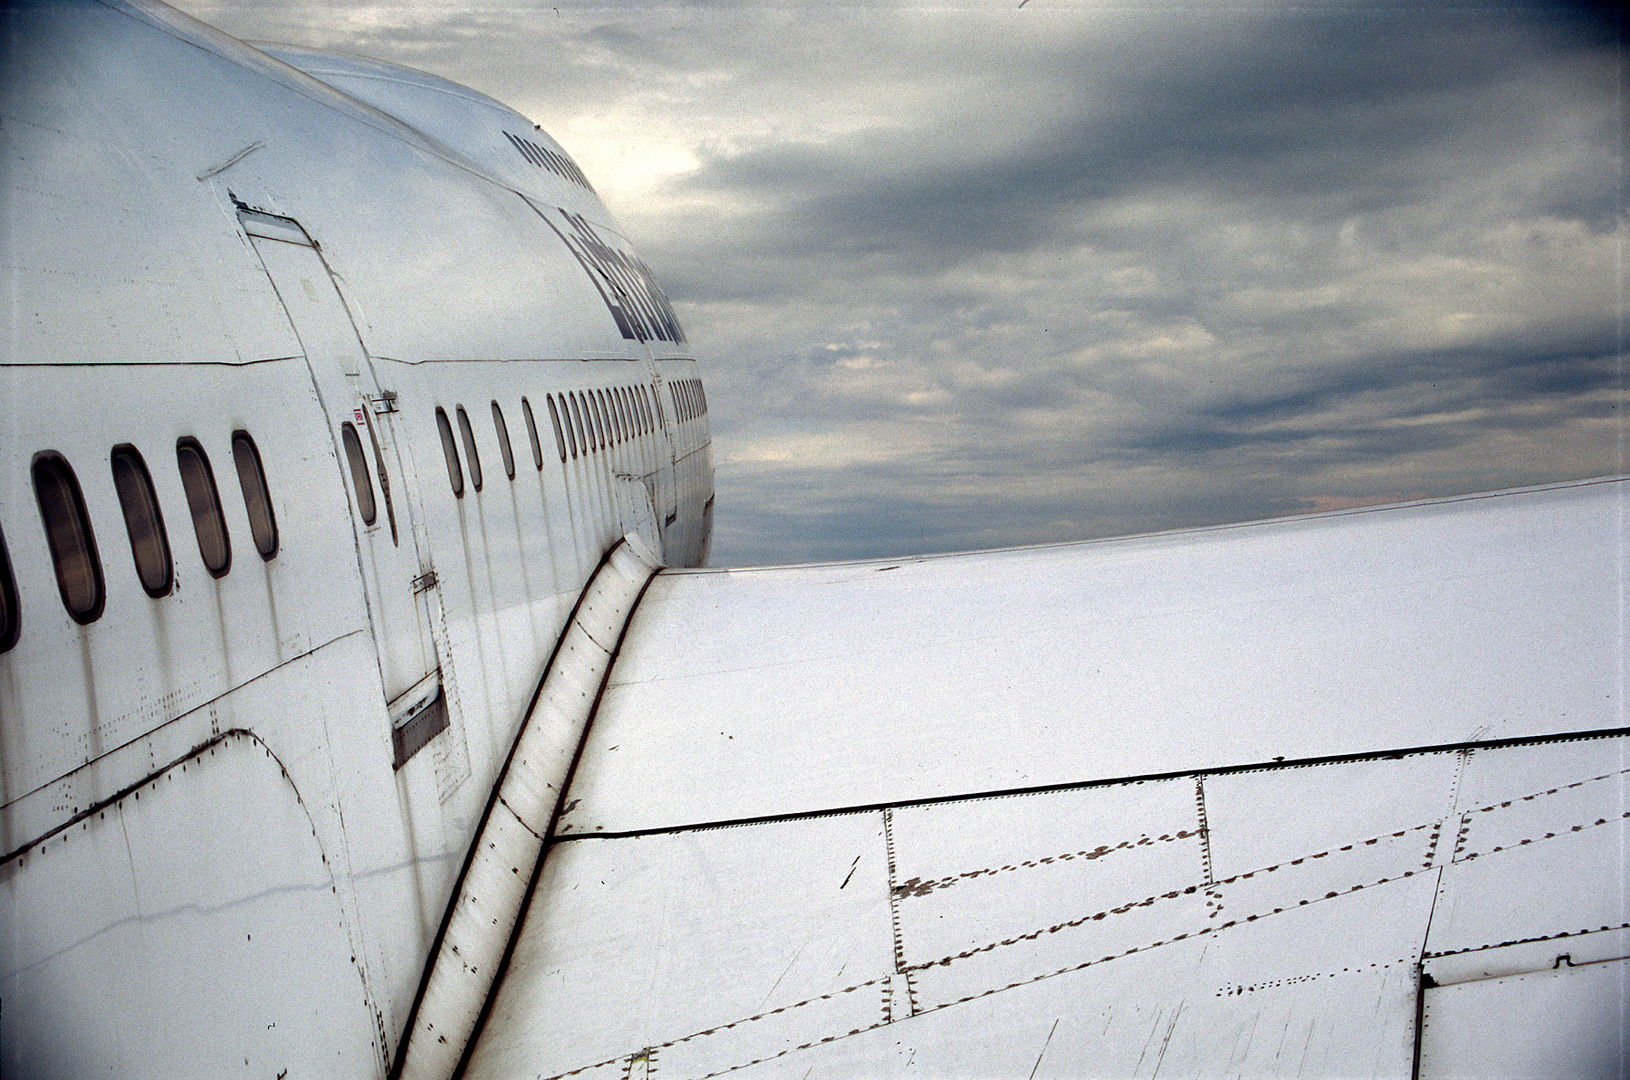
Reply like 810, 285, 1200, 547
180, 0, 1625, 564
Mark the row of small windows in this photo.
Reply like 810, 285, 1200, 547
432, 382, 689, 497
0, 434, 277, 649
502, 130, 594, 191
671, 377, 707, 424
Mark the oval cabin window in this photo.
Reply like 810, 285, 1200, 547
456, 405, 483, 491
566, 394, 585, 458
435, 407, 464, 496
595, 390, 611, 449
341, 422, 376, 525
0, 524, 19, 651
111, 445, 173, 597
176, 438, 230, 577
33, 452, 105, 622
546, 395, 567, 462
587, 391, 605, 450
232, 431, 278, 559
492, 401, 516, 480
521, 397, 543, 470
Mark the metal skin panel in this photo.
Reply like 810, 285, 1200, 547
466, 479, 1627, 1078
475, 736, 1625, 1078
0, 360, 360, 821
398, 537, 661, 1080
471, 814, 899, 1078
563, 479, 1623, 834
0, 1, 1617, 1076
2, 2, 712, 1077
3, 680, 387, 1080
4, 1, 646, 369
1417, 959, 1629, 1080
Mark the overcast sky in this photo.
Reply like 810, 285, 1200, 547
174, 0, 1624, 566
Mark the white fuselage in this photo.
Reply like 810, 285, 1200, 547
1, 3, 711, 1075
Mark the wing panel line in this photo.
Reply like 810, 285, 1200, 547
551, 725, 1630, 843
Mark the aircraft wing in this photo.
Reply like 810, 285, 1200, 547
464, 477, 1627, 1079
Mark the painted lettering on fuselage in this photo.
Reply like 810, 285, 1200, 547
526, 199, 686, 346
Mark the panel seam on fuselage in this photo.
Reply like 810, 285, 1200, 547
0, 626, 371, 819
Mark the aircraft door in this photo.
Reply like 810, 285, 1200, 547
241, 209, 446, 766
648, 370, 680, 550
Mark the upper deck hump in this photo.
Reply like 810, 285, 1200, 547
1, 0, 685, 367
252, 43, 605, 211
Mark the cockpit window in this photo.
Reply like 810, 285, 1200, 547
112, 444, 173, 597
176, 438, 230, 578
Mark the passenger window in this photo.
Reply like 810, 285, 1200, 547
638, 386, 652, 432
546, 395, 567, 462
561, 394, 579, 458
569, 393, 588, 455
492, 401, 516, 480
176, 438, 231, 578
435, 407, 464, 496
589, 391, 606, 449
616, 388, 633, 440
697, 381, 708, 415
232, 432, 279, 559
0, 524, 18, 652
341, 423, 376, 525
521, 397, 543, 470
111, 445, 172, 597
456, 405, 483, 491
34, 453, 105, 623
357, 418, 398, 547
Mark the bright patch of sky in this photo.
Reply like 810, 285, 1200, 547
177, 0, 1625, 565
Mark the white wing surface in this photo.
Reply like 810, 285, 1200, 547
465, 477, 1628, 1079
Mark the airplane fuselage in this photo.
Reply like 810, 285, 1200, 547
1, 3, 710, 1075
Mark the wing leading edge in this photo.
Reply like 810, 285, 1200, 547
467, 478, 1627, 1079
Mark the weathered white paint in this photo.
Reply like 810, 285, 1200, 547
471, 479, 1627, 1079
1, 2, 709, 1077
399, 536, 661, 1080
2, 1, 1621, 1077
